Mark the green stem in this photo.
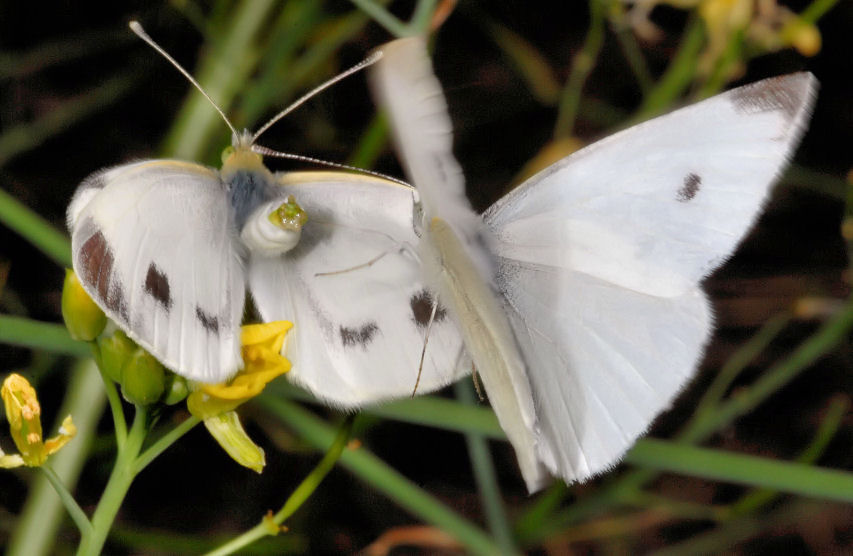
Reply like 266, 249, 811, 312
690, 312, 791, 420
349, 0, 411, 37
134, 415, 201, 473
0, 190, 71, 267
628, 439, 853, 503
99, 368, 128, 449
78, 406, 150, 556
455, 382, 518, 554
634, 16, 705, 121
554, 0, 607, 138
204, 416, 355, 556
0, 315, 89, 357
40, 465, 92, 536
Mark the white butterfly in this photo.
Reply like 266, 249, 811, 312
67, 24, 469, 401
367, 38, 816, 491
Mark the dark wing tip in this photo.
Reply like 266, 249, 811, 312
728, 71, 818, 122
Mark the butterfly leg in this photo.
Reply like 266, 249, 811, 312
411, 293, 440, 397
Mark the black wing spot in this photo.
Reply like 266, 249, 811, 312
144, 263, 172, 310
340, 322, 379, 348
677, 173, 702, 202
410, 289, 447, 328
79, 229, 128, 322
195, 306, 220, 333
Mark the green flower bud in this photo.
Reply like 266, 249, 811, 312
61, 269, 106, 341
162, 373, 189, 405
96, 330, 136, 383
202, 410, 265, 473
120, 348, 166, 406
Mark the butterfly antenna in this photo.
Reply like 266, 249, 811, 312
252, 145, 410, 186
129, 21, 239, 138
252, 50, 383, 143
412, 296, 440, 398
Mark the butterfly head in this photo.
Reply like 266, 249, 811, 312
221, 133, 266, 181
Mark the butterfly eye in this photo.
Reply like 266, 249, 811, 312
220, 146, 236, 164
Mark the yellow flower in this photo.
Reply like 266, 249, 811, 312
1, 374, 76, 468
187, 321, 292, 473
187, 321, 292, 418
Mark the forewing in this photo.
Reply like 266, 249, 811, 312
485, 73, 817, 297
68, 160, 245, 383
248, 172, 467, 408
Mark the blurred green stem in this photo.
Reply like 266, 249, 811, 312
0, 315, 89, 357
455, 381, 518, 554
555, 0, 607, 139
40, 465, 92, 536
205, 416, 355, 555
634, 17, 705, 121
0, 189, 71, 267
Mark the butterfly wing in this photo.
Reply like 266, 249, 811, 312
248, 171, 468, 408
484, 73, 817, 483
68, 160, 245, 383
371, 37, 550, 490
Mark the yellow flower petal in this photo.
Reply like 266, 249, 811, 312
44, 416, 77, 456
188, 321, 292, 419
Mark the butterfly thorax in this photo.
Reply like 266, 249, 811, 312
220, 143, 308, 257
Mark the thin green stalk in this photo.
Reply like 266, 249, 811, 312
40, 465, 92, 536
409, 0, 438, 34
346, 113, 390, 170
134, 415, 201, 473
95, 363, 128, 449
0, 189, 71, 267
8, 361, 105, 556
258, 396, 501, 555
798, 0, 840, 24
691, 312, 791, 420
78, 406, 150, 556
728, 395, 848, 515
682, 299, 853, 443
608, 4, 653, 93
554, 0, 607, 138
634, 17, 705, 121
478, 14, 560, 105
695, 28, 745, 100
205, 416, 355, 555
455, 382, 518, 555
0, 315, 89, 357
349, 0, 410, 37
627, 439, 853, 503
